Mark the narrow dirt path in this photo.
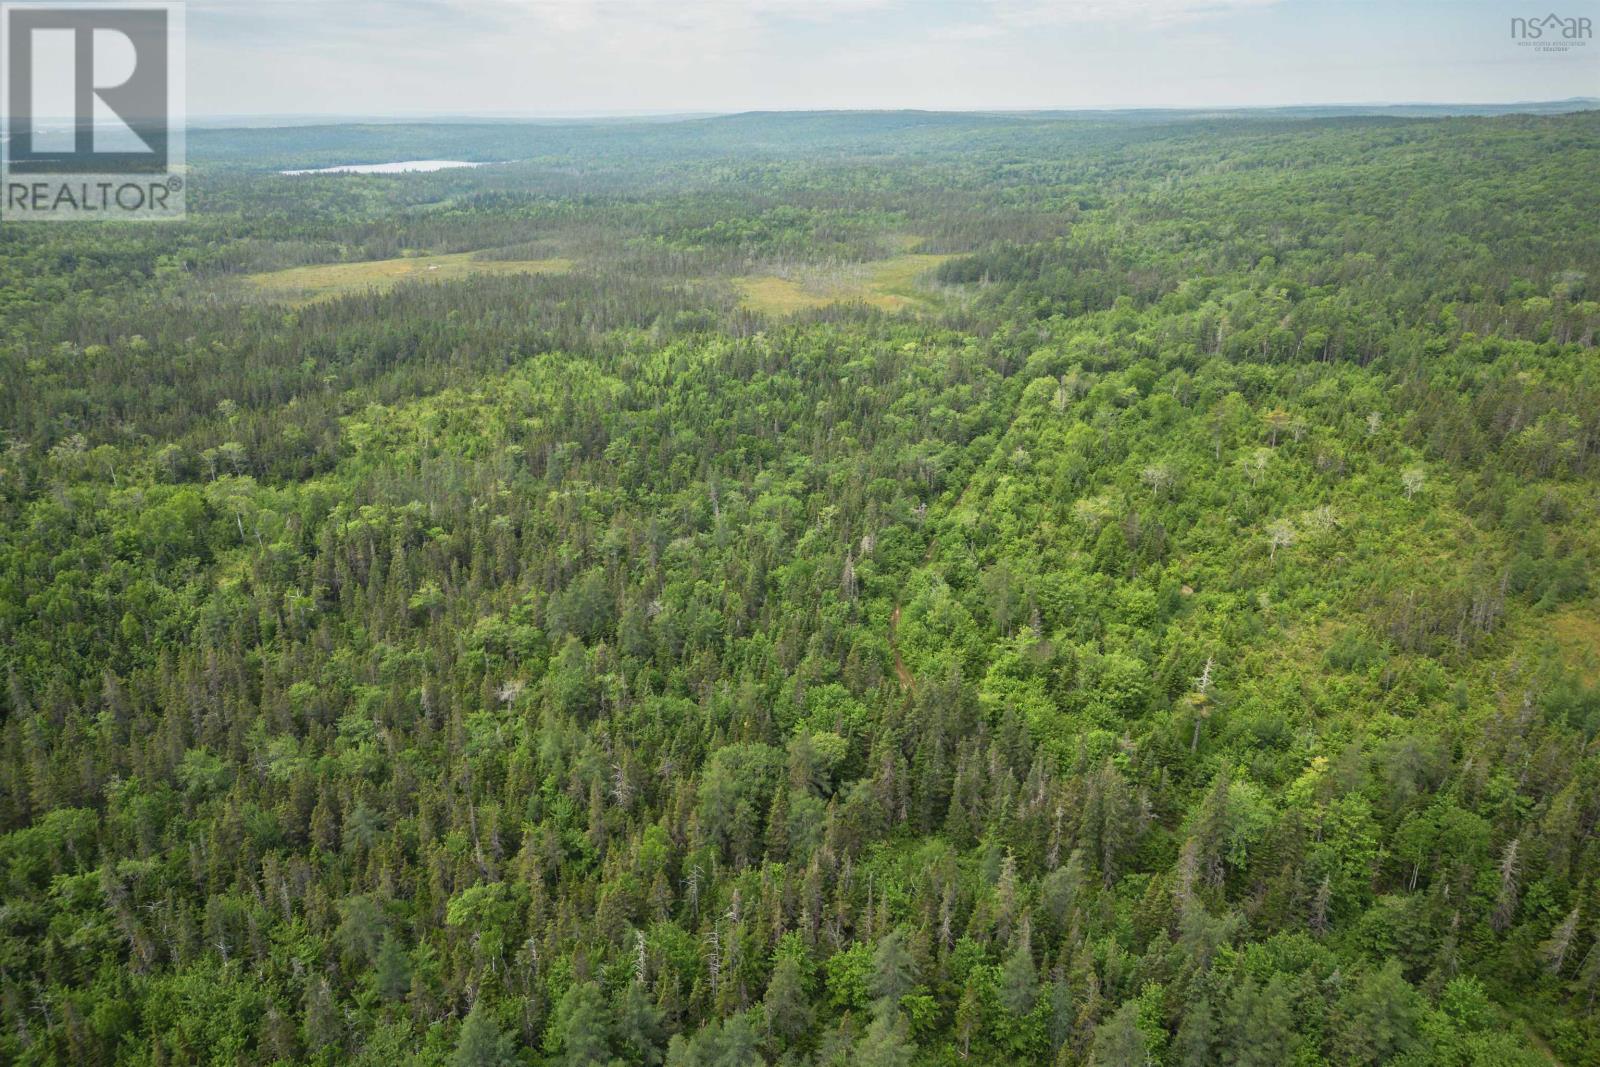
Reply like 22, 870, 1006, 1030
888, 530, 942, 694
1521, 1022, 1566, 1066
890, 603, 913, 689
887, 475, 975, 694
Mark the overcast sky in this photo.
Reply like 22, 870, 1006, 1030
187, 0, 1599, 117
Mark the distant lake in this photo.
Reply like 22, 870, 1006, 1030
280, 160, 496, 176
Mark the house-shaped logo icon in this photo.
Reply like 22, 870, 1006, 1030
1511, 11, 1595, 40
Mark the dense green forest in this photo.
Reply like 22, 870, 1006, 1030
2, 108, 1600, 1066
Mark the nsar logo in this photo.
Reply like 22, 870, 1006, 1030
1510, 12, 1593, 52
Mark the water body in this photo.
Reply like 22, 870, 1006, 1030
280, 160, 496, 176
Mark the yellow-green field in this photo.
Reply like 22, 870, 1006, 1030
733, 252, 954, 314
1547, 609, 1600, 685
244, 252, 573, 303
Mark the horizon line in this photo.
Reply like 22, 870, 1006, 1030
187, 97, 1600, 126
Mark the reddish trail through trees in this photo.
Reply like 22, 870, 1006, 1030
888, 480, 968, 693
890, 603, 912, 690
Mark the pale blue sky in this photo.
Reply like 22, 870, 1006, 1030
189, 0, 1599, 117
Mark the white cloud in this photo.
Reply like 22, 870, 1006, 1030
982, 0, 1283, 28
183, 0, 1592, 117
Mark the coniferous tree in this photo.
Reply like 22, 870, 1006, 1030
616, 981, 666, 1067
374, 932, 412, 1002
1090, 1001, 1149, 1067
870, 929, 916, 1011
1334, 962, 1425, 1066
999, 923, 1039, 1016
1222, 976, 1296, 1067
763, 954, 813, 1046
453, 1000, 516, 1067
546, 982, 613, 1067
855, 1008, 915, 1067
